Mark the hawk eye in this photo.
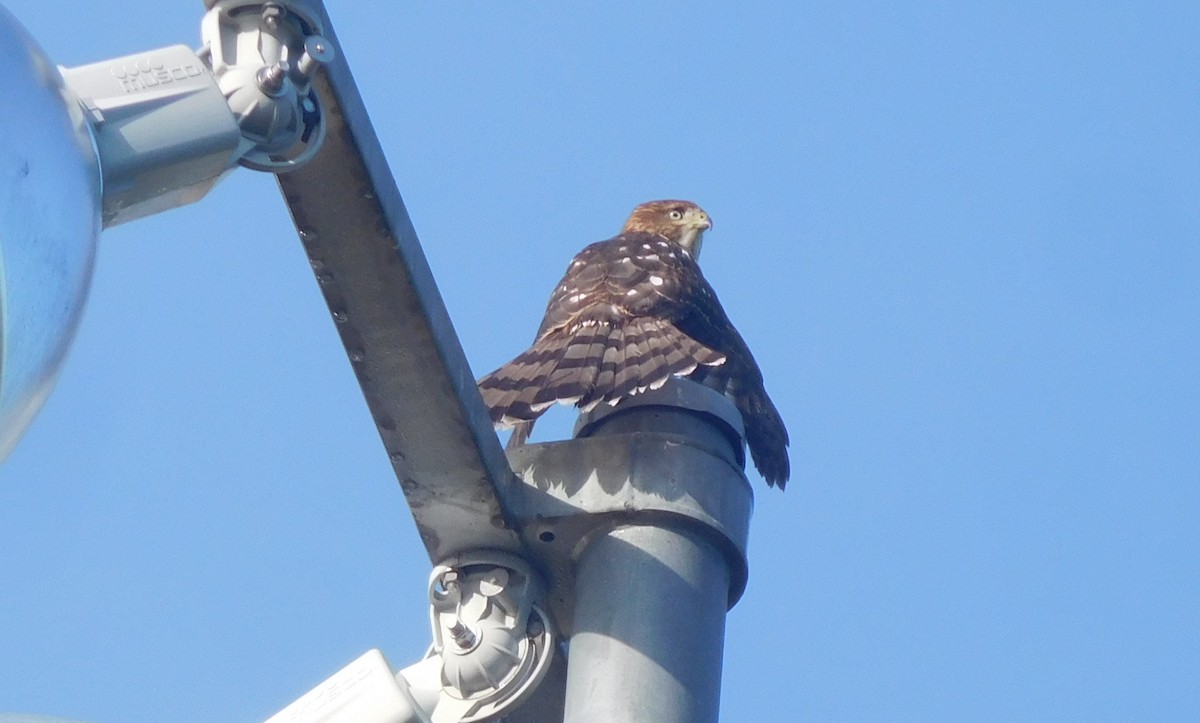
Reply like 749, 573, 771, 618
668, 209, 684, 220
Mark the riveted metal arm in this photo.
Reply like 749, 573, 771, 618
248, 0, 525, 561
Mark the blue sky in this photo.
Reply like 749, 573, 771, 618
1, 1, 1198, 721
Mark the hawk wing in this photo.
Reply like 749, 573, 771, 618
480, 233, 726, 419
478, 232, 790, 487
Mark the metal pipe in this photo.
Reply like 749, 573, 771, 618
546, 378, 751, 723
563, 522, 731, 723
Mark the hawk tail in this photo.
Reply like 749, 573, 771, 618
740, 386, 790, 489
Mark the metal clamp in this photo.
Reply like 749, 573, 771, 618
409, 551, 555, 722
200, 0, 335, 171
265, 552, 555, 723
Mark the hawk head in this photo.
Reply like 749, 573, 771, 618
621, 200, 713, 259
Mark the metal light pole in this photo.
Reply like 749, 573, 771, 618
505, 380, 753, 723
566, 525, 730, 722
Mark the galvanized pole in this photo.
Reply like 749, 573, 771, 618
564, 524, 731, 722
504, 379, 754, 723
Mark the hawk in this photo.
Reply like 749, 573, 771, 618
478, 200, 790, 488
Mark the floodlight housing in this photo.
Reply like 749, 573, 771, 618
0, 5, 101, 459
0, 0, 332, 461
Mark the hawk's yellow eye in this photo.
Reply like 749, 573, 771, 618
668, 209, 683, 220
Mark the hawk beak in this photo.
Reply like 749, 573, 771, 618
697, 214, 712, 231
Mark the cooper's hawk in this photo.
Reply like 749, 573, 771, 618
478, 200, 790, 488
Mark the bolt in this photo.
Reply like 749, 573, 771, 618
296, 35, 335, 80
256, 63, 288, 97
261, 3, 285, 30
447, 619, 477, 650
